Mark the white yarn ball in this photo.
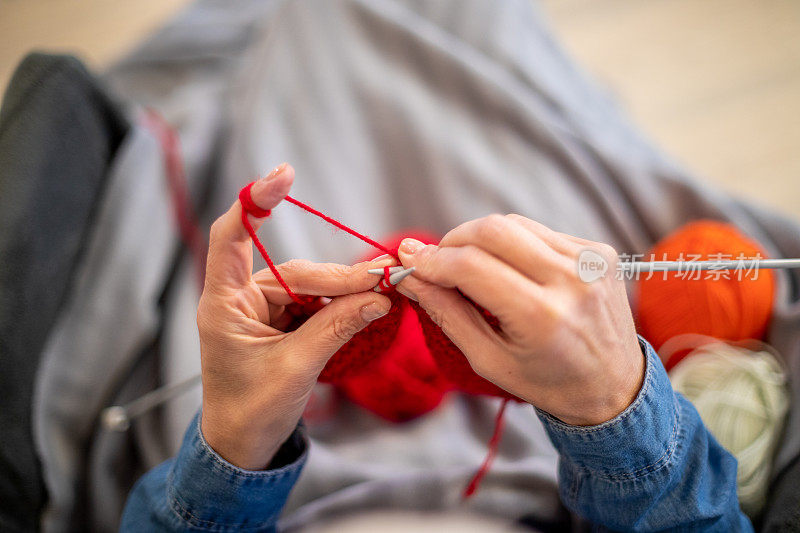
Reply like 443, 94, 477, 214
667, 336, 789, 516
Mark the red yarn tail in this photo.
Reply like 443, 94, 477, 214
462, 398, 510, 499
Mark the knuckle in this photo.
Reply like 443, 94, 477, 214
454, 245, 484, 273
282, 258, 312, 271
475, 214, 507, 242
330, 314, 363, 342
326, 263, 360, 292
596, 242, 618, 261
196, 299, 218, 338
209, 218, 225, 242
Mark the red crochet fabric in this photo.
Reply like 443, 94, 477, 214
330, 232, 450, 421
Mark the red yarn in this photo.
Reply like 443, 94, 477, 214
463, 399, 510, 499
636, 220, 776, 370
282, 195, 396, 258
239, 186, 307, 305
338, 293, 451, 422
318, 291, 407, 382
326, 232, 450, 420
239, 182, 271, 218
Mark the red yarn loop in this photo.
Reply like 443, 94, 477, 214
239, 182, 272, 218
238, 182, 303, 305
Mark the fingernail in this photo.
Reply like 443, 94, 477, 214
250, 163, 293, 204
399, 238, 424, 255
368, 254, 396, 268
360, 302, 389, 322
267, 162, 288, 179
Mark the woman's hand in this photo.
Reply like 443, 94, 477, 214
197, 164, 394, 470
396, 215, 644, 426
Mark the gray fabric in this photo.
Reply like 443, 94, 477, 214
34, 123, 181, 531
32, 0, 800, 530
0, 53, 128, 533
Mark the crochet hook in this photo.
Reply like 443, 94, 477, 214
620, 258, 800, 273
370, 266, 416, 293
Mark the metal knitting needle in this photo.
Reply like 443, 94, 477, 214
371, 266, 416, 293
100, 374, 202, 431
620, 258, 800, 272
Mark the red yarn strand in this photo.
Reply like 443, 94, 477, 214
462, 398, 510, 499
283, 195, 397, 258
238, 204, 307, 306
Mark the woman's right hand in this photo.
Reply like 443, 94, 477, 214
395, 215, 644, 427
197, 164, 395, 470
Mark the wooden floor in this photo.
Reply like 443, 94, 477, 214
2, 0, 798, 218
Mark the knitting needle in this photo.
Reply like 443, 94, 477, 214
620, 258, 800, 272
100, 374, 202, 431
371, 266, 416, 293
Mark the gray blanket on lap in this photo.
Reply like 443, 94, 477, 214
32, 0, 800, 530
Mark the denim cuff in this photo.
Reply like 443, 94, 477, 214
167, 412, 307, 530
536, 337, 679, 480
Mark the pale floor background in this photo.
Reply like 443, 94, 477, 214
1, 0, 798, 219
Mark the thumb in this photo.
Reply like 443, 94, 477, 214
286, 292, 392, 368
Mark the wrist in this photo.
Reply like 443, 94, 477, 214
549, 337, 646, 427
535, 338, 679, 478
200, 404, 293, 470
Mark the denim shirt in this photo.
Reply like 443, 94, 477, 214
121, 339, 753, 531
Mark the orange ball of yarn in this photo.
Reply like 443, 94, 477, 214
636, 220, 775, 370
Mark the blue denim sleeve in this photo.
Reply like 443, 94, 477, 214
537, 337, 753, 532
120, 412, 307, 532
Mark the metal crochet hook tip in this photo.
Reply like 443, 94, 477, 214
367, 266, 405, 275
372, 267, 416, 293
388, 266, 416, 285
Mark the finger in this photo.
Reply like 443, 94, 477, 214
397, 239, 541, 324
284, 291, 392, 369
504, 215, 583, 256
205, 164, 294, 291
253, 255, 397, 305
505, 214, 595, 258
438, 215, 573, 283
396, 275, 502, 356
